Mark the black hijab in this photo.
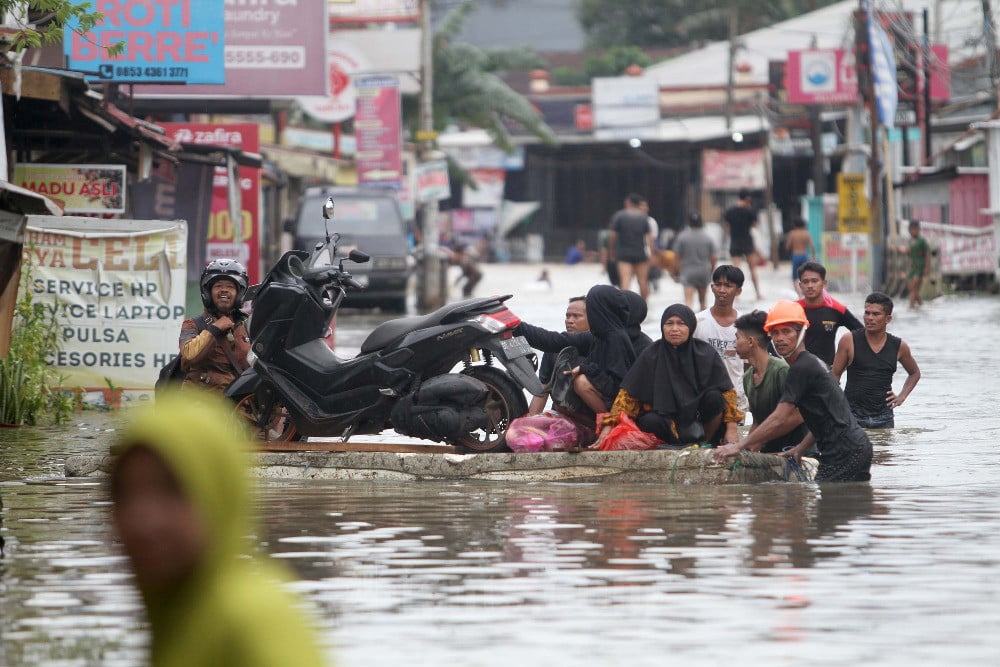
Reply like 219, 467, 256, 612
621, 303, 733, 424
623, 290, 653, 356
577, 285, 636, 400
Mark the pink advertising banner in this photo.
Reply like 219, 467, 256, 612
701, 148, 766, 191
134, 0, 328, 98
355, 76, 402, 188
786, 49, 859, 105
159, 123, 262, 283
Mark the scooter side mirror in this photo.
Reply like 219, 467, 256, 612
349, 249, 371, 264
322, 197, 335, 220
288, 254, 305, 278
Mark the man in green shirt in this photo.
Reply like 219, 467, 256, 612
906, 220, 931, 308
733, 310, 809, 453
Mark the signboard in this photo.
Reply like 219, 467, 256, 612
355, 76, 402, 188
65, 0, 225, 84
15, 164, 126, 214
823, 231, 872, 294
592, 76, 659, 129
415, 160, 450, 203
134, 0, 328, 98
786, 49, 858, 105
22, 217, 187, 395
298, 44, 367, 123
159, 123, 262, 283
463, 169, 505, 209
329, 0, 419, 23
919, 221, 995, 275
837, 172, 870, 233
867, 7, 899, 128
701, 148, 766, 191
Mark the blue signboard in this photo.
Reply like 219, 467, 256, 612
865, 5, 898, 128
64, 0, 225, 84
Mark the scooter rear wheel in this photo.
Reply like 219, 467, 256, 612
234, 393, 301, 442
456, 365, 528, 453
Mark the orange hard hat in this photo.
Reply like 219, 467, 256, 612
764, 300, 809, 333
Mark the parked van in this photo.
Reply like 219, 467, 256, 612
288, 186, 410, 312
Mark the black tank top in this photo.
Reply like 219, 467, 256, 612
844, 330, 901, 416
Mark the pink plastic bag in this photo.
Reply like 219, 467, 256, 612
506, 415, 582, 452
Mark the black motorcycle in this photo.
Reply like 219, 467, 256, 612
226, 196, 542, 453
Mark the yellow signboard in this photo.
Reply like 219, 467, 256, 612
837, 172, 870, 233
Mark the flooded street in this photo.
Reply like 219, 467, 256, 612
2, 262, 999, 666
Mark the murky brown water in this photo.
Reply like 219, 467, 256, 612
2, 285, 1000, 666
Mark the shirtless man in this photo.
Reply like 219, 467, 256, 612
832, 292, 921, 428
784, 218, 815, 296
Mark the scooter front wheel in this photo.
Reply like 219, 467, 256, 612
234, 393, 301, 442
455, 365, 528, 453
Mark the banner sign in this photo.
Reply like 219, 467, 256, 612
463, 168, 505, 209
22, 217, 187, 395
919, 221, 995, 275
822, 231, 872, 294
786, 49, 858, 105
867, 6, 899, 129
134, 0, 327, 98
701, 148, 766, 191
159, 123, 262, 283
15, 164, 126, 214
414, 160, 450, 203
65, 0, 225, 84
837, 172, 870, 233
355, 76, 402, 188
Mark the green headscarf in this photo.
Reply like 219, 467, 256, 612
113, 390, 329, 667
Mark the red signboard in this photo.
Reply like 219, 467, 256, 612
355, 77, 402, 188
575, 104, 593, 130
159, 123, 261, 283
786, 49, 858, 105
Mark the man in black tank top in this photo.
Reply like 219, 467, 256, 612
832, 292, 922, 428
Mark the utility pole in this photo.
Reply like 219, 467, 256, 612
983, 0, 1000, 111
725, 8, 738, 131
417, 0, 444, 311
857, 1, 883, 288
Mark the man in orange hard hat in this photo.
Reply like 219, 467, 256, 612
713, 300, 872, 482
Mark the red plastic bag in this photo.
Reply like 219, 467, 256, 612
595, 413, 661, 451
506, 415, 582, 452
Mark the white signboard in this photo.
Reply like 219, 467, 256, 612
592, 76, 659, 129
22, 217, 188, 398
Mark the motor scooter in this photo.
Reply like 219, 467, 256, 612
226, 197, 542, 452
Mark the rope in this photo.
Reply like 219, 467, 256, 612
668, 444, 702, 483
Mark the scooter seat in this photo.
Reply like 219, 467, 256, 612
360, 295, 510, 353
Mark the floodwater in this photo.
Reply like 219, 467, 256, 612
2, 263, 999, 666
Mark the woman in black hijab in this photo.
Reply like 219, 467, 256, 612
517, 285, 636, 414
593, 303, 744, 447
623, 290, 653, 356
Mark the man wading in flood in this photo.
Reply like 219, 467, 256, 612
832, 292, 921, 429
712, 300, 872, 482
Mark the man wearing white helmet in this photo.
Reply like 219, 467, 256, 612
179, 259, 252, 393
712, 300, 872, 482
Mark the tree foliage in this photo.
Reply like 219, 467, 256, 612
1, 0, 122, 54
578, 0, 843, 49
427, 3, 557, 151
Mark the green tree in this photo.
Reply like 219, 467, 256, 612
422, 3, 557, 152
1, 1, 121, 53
